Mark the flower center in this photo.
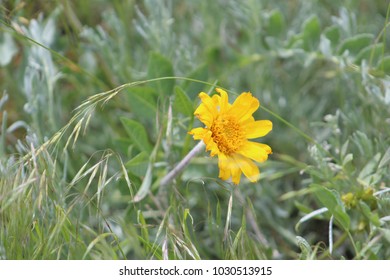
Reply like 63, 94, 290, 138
210, 115, 245, 155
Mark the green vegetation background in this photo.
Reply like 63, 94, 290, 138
0, 0, 389, 259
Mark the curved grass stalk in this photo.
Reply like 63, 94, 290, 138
21, 76, 323, 161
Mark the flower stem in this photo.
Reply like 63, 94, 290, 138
160, 141, 205, 187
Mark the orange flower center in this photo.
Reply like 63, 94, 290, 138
210, 115, 245, 155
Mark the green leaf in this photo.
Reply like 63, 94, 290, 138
342, 153, 353, 166
294, 201, 313, 214
129, 129, 161, 203
358, 153, 381, 180
380, 228, 390, 243
267, 9, 285, 37
173, 86, 194, 116
355, 43, 384, 65
113, 138, 133, 156
302, 15, 321, 51
333, 205, 351, 231
126, 86, 157, 120
323, 25, 340, 47
311, 184, 338, 210
125, 151, 149, 177
0, 33, 18, 66
351, 130, 372, 156
340, 140, 349, 158
359, 201, 381, 227
337, 33, 374, 55
147, 52, 174, 95
379, 147, 390, 169
377, 56, 390, 75
311, 184, 350, 230
133, 161, 153, 202
120, 117, 152, 153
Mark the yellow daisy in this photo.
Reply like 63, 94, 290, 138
189, 88, 272, 184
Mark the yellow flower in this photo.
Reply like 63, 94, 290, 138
189, 88, 272, 184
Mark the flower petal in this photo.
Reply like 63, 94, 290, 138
194, 92, 218, 127
205, 134, 220, 157
236, 141, 272, 163
218, 153, 231, 181
258, 143, 272, 154
243, 120, 272, 139
194, 106, 212, 127
232, 154, 260, 183
188, 127, 208, 140
198, 92, 217, 114
215, 88, 229, 113
211, 94, 220, 104
229, 92, 259, 122
189, 129, 220, 156
230, 160, 242, 184
218, 153, 242, 184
